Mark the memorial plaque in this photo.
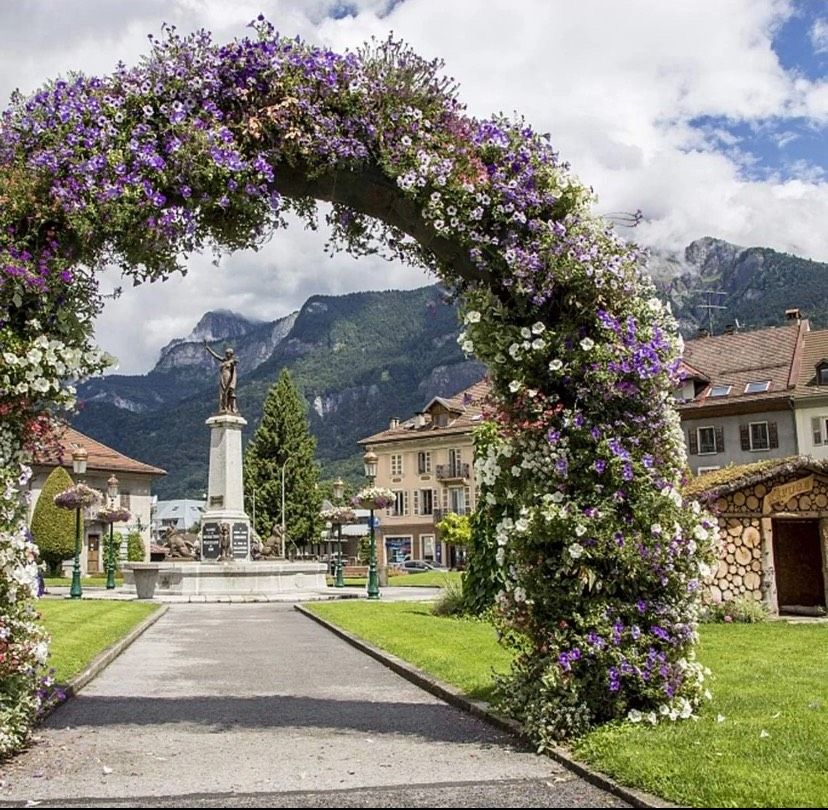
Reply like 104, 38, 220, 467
201, 522, 221, 560
209, 495, 224, 507
232, 522, 250, 560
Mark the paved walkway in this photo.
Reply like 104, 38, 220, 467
0, 605, 627, 808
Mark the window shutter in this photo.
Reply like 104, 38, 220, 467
404, 491, 410, 516
464, 486, 471, 514
714, 426, 725, 453
768, 422, 779, 449
442, 487, 449, 514
413, 490, 419, 515
740, 424, 750, 451
812, 417, 823, 446
688, 430, 698, 455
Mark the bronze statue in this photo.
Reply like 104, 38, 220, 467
253, 523, 283, 560
163, 527, 200, 560
204, 341, 239, 415
219, 522, 232, 561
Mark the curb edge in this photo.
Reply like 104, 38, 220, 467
295, 603, 674, 810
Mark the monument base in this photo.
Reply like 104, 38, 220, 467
123, 560, 328, 599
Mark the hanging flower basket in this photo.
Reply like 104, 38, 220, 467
53, 484, 102, 511
320, 506, 357, 525
96, 506, 132, 524
352, 487, 396, 510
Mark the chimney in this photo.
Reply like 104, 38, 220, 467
414, 412, 426, 428
785, 308, 801, 321
389, 417, 400, 430
696, 328, 710, 338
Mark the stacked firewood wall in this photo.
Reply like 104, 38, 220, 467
707, 476, 828, 604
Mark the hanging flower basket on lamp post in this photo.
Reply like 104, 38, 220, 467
53, 460, 101, 599
96, 504, 131, 590
351, 487, 396, 511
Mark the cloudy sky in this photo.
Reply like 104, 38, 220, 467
2, 0, 826, 373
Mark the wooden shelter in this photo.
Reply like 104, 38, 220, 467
688, 457, 828, 616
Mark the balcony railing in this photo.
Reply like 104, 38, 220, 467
435, 463, 470, 480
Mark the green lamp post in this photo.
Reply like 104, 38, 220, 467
106, 474, 119, 590
363, 450, 380, 600
332, 477, 346, 588
69, 445, 87, 599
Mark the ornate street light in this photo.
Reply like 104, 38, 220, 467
362, 450, 380, 600
332, 477, 345, 588
70, 445, 88, 599
106, 474, 119, 590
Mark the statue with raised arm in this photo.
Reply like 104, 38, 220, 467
204, 341, 239, 415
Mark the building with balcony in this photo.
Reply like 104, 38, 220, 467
358, 380, 489, 568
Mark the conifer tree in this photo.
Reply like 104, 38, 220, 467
244, 369, 321, 547
30, 466, 76, 575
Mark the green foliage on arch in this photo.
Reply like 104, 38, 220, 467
0, 20, 713, 753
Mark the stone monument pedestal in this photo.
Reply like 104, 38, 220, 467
123, 560, 329, 600
200, 414, 251, 562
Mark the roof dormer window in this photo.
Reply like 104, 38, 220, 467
818, 362, 828, 386
744, 380, 771, 394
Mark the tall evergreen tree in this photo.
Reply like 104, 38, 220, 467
30, 466, 76, 575
244, 369, 321, 547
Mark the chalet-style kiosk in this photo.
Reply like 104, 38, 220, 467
690, 458, 828, 616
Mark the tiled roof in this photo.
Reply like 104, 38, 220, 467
794, 328, 828, 399
678, 359, 709, 383
34, 425, 166, 477
678, 321, 805, 412
359, 378, 490, 445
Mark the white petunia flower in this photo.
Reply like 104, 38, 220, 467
580, 338, 595, 351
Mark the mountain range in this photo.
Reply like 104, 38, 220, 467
73, 237, 828, 498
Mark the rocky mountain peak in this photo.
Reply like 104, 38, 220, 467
158, 309, 261, 358
684, 237, 744, 272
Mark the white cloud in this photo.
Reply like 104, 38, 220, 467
811, 17, 828, 54
1, 0, 827, 372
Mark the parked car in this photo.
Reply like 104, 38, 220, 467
399, 559, 437, 573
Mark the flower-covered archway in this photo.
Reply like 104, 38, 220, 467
0, 20, 714, 753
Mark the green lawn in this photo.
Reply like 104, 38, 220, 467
388, 570, 464, 588
44, 574, 123, 588
575, 623, 828, 808
306, 601, 511, 701
38, 601, 160, 683
305, 602, 828, 807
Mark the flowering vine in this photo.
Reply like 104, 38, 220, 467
0, 19, 713, 752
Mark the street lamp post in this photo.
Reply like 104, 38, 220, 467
106, 474, 119, 590
332, 477, 345, 588
70, 446, 88, 599
280, 454, 294, 558
363, 451, 380, 600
